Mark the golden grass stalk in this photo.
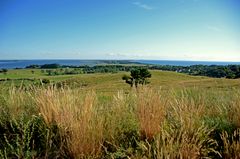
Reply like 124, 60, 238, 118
228, 90, 240, 127
168, 90, 219, 158
2, 87, 34, 117
36, 87, 104, 157
102, 90, 138, 147
152, 124, 218, 159
136, 87, 167, 139
221, 129, 240, 159
3, 86, 240, 158
170, 90, 207, 134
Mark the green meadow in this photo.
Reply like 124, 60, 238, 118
1, 69, 240, 91
1, 69, 240, 158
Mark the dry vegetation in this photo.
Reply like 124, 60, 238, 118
0, 84, 240, 158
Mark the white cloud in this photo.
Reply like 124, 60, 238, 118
206, 25, 222, 32
133, 2, 153, 10
105, 51, 240, 61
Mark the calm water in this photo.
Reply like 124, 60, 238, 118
0, 60, 100, 69
0, 60, 240, 69
135, 60, 240, 66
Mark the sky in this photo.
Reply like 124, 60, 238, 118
0, 0, 240, 61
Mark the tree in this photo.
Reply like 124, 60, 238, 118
138, 68, 151, 85
122, 74, 134, 87
41, 78, 50, 84
122, 68, 151, 88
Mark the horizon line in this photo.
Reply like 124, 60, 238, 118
1, 59, 240, 63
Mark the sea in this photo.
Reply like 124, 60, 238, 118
0, 60, 240, 69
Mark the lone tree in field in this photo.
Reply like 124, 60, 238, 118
122, 68, 151, 88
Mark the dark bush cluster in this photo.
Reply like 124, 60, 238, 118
150, 65, 240, 79
0, 69, 8, 74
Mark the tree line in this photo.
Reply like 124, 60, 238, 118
149, 65, 240, 79
24, 63, 240, 79
26, 64, 146, 74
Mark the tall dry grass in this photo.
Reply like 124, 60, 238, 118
100, 90, 139, 157
221, 128, 240, 158
163, 89, 219, 158
1, 86, 240, 158
228, 90, 240, 127
136, 88, 167, 139
151, 125, 217, 159
36, 87, 104, 158
135, 88, 219, 158
2, 87, 35, 117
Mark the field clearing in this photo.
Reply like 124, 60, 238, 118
0, 69, 77, 79
1, 69, 240, 92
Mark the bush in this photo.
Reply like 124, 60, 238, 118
41, 79, 50, 84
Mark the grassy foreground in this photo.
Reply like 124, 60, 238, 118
0, 85, 240, 158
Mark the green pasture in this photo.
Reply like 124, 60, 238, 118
1, 69, 240, 93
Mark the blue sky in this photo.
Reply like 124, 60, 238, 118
0, 0, 240, 61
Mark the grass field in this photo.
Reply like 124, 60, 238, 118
1, 69, 240, 158
1, 69, 240, 91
